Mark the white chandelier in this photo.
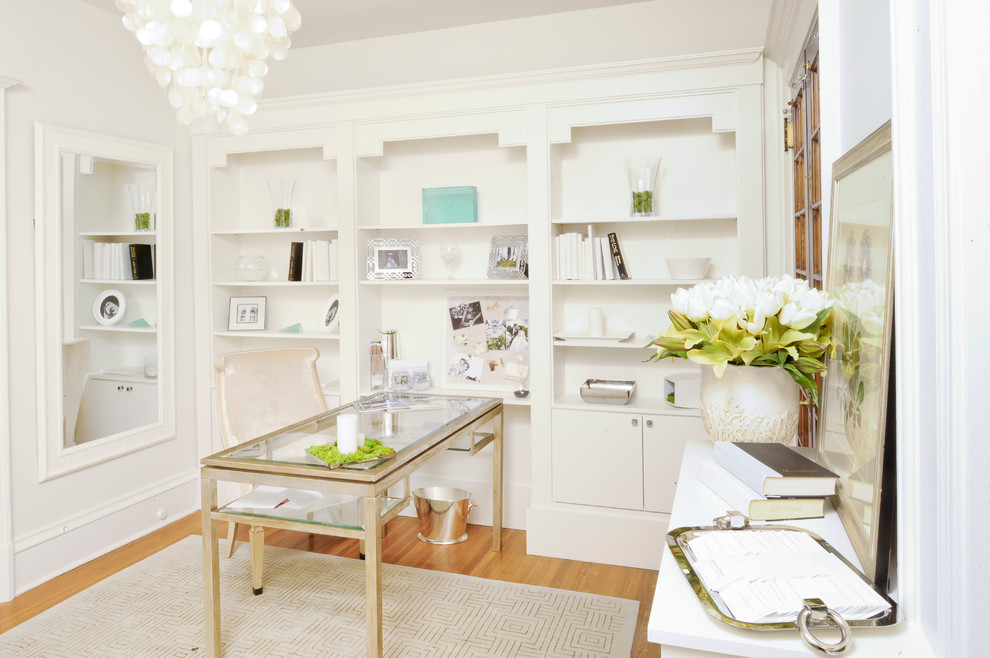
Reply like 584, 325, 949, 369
118, 0, 301, 135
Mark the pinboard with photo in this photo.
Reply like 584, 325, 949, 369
445, 295, 528, 389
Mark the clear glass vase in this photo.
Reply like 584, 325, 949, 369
128, 184, 156, 231
625, 156, 661, 217
268, 177, 297, 228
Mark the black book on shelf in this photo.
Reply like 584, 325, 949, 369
288, 241, 304, 281
712, 441, 839, 497
128, 243, 154, 280
607, 232, 630, 280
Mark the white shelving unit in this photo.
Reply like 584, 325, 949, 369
352, 113, 530, 402
203, 131, 340, 398
192, 52, 771, 567
73, 161, 159, 387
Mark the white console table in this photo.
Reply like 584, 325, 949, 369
648, 436, 933, 657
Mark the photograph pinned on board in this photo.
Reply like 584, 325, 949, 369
447, 352, 484, 382
448, 300, 485, 330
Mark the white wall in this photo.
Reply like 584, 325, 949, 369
265, 0, 773, 97
0, 0, 198, 594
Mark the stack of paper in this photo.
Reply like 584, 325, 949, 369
686, 529, 891, 624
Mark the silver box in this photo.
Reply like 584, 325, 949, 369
579, 379, 636, 405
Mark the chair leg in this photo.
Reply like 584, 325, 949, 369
250, 525, 265, 595
226, 521, 240, 558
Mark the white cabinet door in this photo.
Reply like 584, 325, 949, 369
552, 408, 643, 510
74, 376, 158, 443
642, 414, 702, 513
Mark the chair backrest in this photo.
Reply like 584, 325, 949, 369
214, 347, 329, 448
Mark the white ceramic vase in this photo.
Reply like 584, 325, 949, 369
699, 364, 800, 443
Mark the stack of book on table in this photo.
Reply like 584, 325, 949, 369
703, 442, 839, 521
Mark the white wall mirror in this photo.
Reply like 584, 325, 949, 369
35, 124, 174, 480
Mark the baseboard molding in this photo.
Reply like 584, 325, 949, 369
526, 503, 670, 570
0, 541, 12, 603
13, 470, 199, 595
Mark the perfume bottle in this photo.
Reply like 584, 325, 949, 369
370, 341, 385, 390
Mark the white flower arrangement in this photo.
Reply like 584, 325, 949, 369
649, 275, 835, 405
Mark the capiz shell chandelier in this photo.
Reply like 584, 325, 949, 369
118, 0, 301, 135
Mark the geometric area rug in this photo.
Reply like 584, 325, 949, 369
0, 536, 638, 657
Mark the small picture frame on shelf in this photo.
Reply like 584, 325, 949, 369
228, 296, 266, 331
93, 289, 126, 325
367, 238, 419, 280
487, 235, 528, 279
321, 295, 340, 333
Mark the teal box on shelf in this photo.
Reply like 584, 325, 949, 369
422, 186, 478, 224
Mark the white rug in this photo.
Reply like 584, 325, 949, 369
0, 536, 638, 657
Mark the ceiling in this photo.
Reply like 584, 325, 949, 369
80, 0, 654, 48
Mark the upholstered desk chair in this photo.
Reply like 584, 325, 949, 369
214, 346, 328, 591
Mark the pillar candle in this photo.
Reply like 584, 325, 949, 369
336, 413, 359, 454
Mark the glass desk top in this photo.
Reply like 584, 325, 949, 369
204, 393, 498, 477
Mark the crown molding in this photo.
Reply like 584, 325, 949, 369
258, 49, 764, 113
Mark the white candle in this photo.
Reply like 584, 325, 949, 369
336, 413, 359, 454
588, 307, 605, 336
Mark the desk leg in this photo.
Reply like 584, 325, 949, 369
201, 477, 221, 656
364, 496, 384, 658
493, 411, 503, 552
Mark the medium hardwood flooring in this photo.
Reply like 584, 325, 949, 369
0, 513, 663, 656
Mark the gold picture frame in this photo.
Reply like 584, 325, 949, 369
817, 121, 895, 591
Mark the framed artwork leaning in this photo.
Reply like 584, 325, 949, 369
817, 120, 895, 592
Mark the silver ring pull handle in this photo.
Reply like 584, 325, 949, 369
797, 598, 851, 654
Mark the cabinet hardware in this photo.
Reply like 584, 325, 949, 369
631, 418, 638, 427
646, 419, 653, 428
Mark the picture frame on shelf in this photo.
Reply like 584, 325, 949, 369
487, 235, 528, 279
367, 238, 419, 280
93, 289, 126, 325
228, 296, 267, 331
321, 295, 339, 333
817, 120, 895, 592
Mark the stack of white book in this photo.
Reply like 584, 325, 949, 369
554, 226, 622, 280
289, 239, 338, 282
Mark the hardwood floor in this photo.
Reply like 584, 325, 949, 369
0, 513, 663, 656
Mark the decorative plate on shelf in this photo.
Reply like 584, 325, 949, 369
553, 329, 634, 342
321, 295, 339, 333
93, 289, 126, 325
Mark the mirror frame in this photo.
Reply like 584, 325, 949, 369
34, 123, 175, 480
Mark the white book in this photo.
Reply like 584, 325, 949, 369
302, 239, 313, 281
328, 239, 338, 281
82, 240, 95, 279
570, 232, 579, 280
313, 239, 330, 281
119, 243, 133, 280
598, 237, 615, 280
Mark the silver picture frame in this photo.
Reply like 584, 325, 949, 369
487, 235, 528, 279
366, 238, 419, 280
227, 296, 266, 331
817, 120, 895, 591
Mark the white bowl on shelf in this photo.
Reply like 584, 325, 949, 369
666, 257, 711, 280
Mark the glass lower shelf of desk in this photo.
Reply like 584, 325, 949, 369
221, 485, 406, 530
